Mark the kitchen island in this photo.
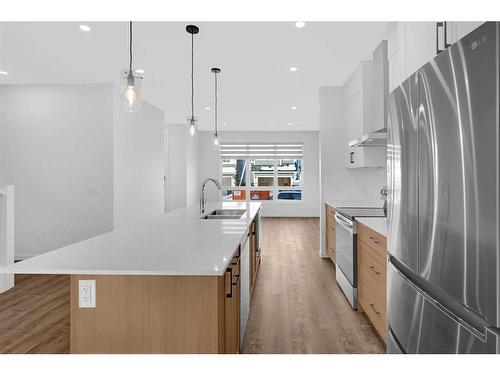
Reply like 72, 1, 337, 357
0, 202, 262, 354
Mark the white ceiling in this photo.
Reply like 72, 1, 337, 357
0, 21, 388, 131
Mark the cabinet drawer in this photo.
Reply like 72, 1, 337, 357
358, 240, 386, 297
359, 283, 387, 342
358, 223, 386, 258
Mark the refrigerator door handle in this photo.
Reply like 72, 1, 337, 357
390, 256, 493, 341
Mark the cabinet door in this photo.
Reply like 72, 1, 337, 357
398, 22, 436, 82
448, 22, 484, 44
224, 263, 240, 354
325, 205, 336, 264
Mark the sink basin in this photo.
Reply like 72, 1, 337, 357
202, 209, 247, 220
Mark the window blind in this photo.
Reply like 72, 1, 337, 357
220, 143, 303, 158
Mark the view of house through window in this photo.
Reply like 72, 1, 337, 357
220, 143, 303, 202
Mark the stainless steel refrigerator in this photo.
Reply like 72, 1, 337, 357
387, 22, 500, 353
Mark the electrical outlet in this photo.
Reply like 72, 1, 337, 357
78, 280, 96, 308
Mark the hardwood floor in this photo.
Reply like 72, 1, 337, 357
0, 274, 70, 354
242, 217, 385, 354
0, 218, 384, 354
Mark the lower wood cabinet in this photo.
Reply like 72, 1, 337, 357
357, 222, 387, 344
325, 204, 336, 264
249, 220, 260, 295
69, 219, 261, 354
224, 248, 241, 354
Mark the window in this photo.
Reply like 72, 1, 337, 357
277, 159, 302, 187
222, 159, 247, 187
220, 143, 303, 202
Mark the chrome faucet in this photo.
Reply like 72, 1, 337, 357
200, 177, 222, 213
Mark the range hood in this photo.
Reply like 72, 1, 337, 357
348, 129, 387, 147
348, 40, 388, 148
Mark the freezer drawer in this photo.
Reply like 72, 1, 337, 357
388, 260, 500, 353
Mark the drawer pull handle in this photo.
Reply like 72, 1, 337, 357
226, 267, 233, 298
232, 275, 240, 286
369, 266, 381, 275
368, 236, 380, 244
369, 303, 381, 316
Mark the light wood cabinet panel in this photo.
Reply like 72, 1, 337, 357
70, 248, 244, 354
70, 274, 224, 354
358, 282, 387, 343
358, 223, 387, 259
249, 219, 260, 296
325, 204, 336, 264
224, 252, 241, 354
357, 222, 387, 344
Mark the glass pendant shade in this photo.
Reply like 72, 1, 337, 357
121, 69, 142, 113
212, 132, 221, 149
187, 116, 199, 141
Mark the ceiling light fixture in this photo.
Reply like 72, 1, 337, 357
135, 69, 145, 74
121, 21, 143, 113
291, 106, 297, 110
211, 67, 222, 148
295, 21, 306, 29
205, 106, 211, 110
0, 71, 8, 76
289, 67, 298, 72
186, 24, 200, 139
79, 24, 91, 32
287, 122, 292, 126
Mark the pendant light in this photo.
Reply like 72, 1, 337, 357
211, 67, 221, 148
186, 25, 199, 139
121, 21, 143, 113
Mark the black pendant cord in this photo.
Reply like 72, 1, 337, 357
214, 71, 218, 136
191, 32, 195, 121
129, 21, 133, 73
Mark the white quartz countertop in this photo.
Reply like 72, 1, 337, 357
356, 217, 387, 237
0, 202, 262, 276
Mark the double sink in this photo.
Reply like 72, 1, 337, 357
202, 209, 247, 220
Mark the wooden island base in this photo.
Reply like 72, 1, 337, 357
70, 264, 241, 354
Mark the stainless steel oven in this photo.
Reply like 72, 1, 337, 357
335, 213, 357, 308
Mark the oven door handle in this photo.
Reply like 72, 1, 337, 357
335, 214, 354, 234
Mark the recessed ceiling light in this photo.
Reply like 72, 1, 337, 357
205, 107, 211, 110
79, 24, 91, 32
222, 122, 227, 126
295, 21, 306, 29
135, 69, 145, 74
0, 71, 8, 76
291, 106, 297, 110
287, 122, 292, 126
289, 67, 298, 72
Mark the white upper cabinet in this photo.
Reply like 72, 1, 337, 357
343, 61, 373, 140
397, 22, 437, 84
390, 22, 485, 90
447, 22, 484, 44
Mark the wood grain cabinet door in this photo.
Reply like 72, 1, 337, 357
357, 224, 387, 344
325, 205, 336, 264
224, 258, 240, 354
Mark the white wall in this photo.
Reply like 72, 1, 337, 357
198, 131, 320, 217
164, 124, 200, 212
319, 86, 386, 257
113, 98, 165, 229
0, 84, 114, 258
